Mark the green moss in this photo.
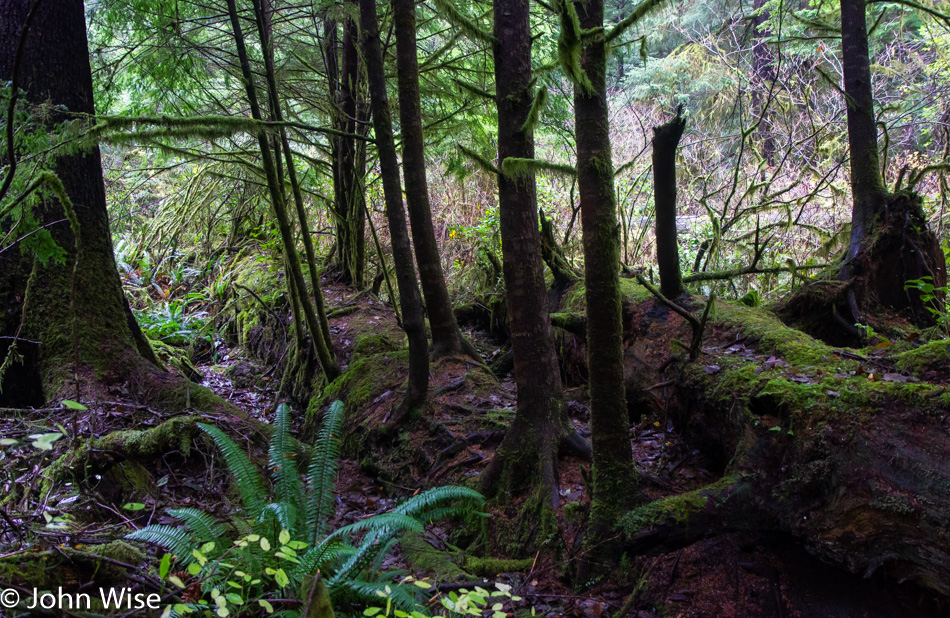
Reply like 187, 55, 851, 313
352, 333, 401, 358
41, 415, 199, 497
400, 531, 468, 582
619, 475, 736, 536
716, 302, 834, 366
149, 338, 201, 380
895, 339, 950, 373
462, 556, 534, 576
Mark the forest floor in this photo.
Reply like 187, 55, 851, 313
0, 280, 948, 617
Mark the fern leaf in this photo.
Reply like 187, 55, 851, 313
326, 513, 424, 543
259, 501, 299, 533
197, 423, 267, 519
291, 540, 348, 579
268, 403, 303, 525
125, 525, 194, 562
306, 400, 345, 543
394, 486, 485, 519
166, 508, 225, 543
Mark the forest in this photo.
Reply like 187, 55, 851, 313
1, 0, 949, 615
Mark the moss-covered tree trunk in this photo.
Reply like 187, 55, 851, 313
392, 0, 478, 361
840, 0, 886, 253
0, 0, 168, 405
653, 108, 687, 300
573, 0, 639, 553
480, 0, 579, 508
334, 11, 367, 288
784, 0, 945, 336
359, 0, 429, 413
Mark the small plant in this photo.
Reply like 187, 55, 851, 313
905, 275, 949, 335
127, 401, 485, 617
364, 580, 526, 618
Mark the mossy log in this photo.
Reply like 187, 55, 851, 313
0, 540, 146, 591
615, 294, 950, 596
40, 415, 199, 498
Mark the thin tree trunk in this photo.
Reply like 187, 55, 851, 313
252, 0, 334, 351
392, 0, 479, 361
224, 0, 339, 381
751, 0, 776, 162
840, 0, 887, 256
336, 12, 367, 287
480, 0, 581, 508
653, 108, 686, 300
359, 0, 429, 413
574, 0, 639, 550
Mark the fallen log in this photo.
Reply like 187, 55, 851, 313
616, 295, 950, 596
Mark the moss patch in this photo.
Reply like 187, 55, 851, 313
400, 531, 469, 582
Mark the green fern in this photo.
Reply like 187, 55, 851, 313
166, 507, 226, 542
306, 400, 344, 542
126, 401, 486, 616
268, 403, 303, 522
197, 422, 267, 518
125, 525, 193, 562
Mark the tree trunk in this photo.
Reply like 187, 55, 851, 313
335, 12, 367, 288
652, 108, 686, 300
0, 0, 169, 405
224, 0, 339, 381
392, 0, 478, 361
480, 0, 581, 509
573, 0, 639, 548
359, 0, 429, 414
841, 0, 887, 252
751, 0, 776, 163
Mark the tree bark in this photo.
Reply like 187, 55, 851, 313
253, 0, 335, 364
0, 0, 166, 405
840, 0, 887, 253
392, 0, 478, 361
335, 11, 368, 288
652, 108, 686, 300
480, 0, 581, 508
751, 0, 776, 163
359, 0, 429, 414
574, 0, 639, 548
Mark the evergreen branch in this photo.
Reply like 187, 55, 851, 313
606, 0, 668, 44
428, 0, 495, 44
501, 157, 576, 179
453, 79, 495, 101
269, 403, 303, 519
457, 144, 500, 176
867, 0, 950, 31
